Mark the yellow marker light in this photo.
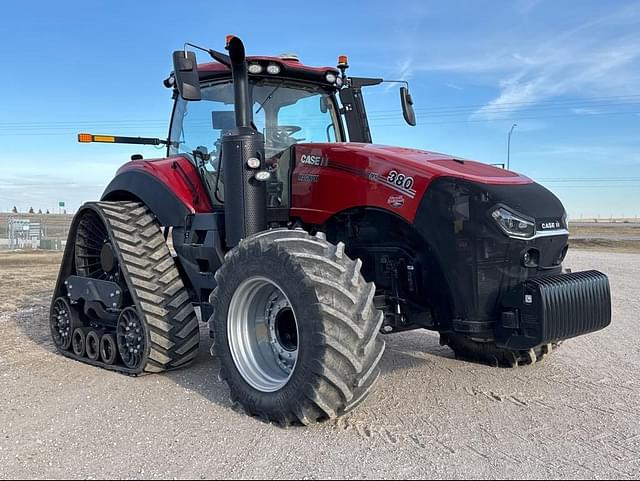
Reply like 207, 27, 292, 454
78, 133, 93, 143
93, 135, 116, 143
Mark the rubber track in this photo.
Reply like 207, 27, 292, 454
58, 201, 199, 375
439, 333, 559, 367
212, 229, 386, 425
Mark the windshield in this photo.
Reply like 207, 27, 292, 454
169, 80, 342, 163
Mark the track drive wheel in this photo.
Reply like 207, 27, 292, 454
210, 229, 385, 425
439, 333, 559, 367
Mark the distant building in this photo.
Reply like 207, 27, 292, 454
8, 218, 42, 249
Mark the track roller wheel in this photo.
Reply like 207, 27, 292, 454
100, 334, 118, 365
72, 328, 87, 357
210, 229, 385, 425
439, 333, 559, 367
86, 330, 102, 361
50, 297, 78, 351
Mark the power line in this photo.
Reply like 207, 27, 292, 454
2, 94, 640, 130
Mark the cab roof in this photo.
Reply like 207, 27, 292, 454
197, 56, 341, 88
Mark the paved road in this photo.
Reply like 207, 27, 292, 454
0, 250, 638, 479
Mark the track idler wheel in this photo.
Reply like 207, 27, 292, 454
100, 334, 118, 365
50, 297, 78, 351
72, 328, 88, 357
86, 330, 102, 361
116, 307, 147, 370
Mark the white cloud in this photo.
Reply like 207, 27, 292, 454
401, 4, 640, 120
572, 107, 602, 115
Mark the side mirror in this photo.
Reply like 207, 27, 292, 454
400, 86, 416, 126
172, 51, 202, 101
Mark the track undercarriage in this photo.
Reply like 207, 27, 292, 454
50, 201, 200, 375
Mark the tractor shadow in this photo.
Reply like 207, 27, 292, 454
165, 326, 460, 411
12, 291, 59, 354
13, 295, 460, 413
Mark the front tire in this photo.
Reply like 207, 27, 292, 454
440, 333, 558, 367
210, 229, 385, 425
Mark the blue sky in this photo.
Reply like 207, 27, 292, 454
0, 0, 639, 217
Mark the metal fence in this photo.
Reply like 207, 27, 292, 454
0, 213, 73, 251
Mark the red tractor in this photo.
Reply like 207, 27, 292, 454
50, 36, 611, 424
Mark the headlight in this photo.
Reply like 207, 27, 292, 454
335, 76, 343, 88
491, 206, 535, 239
325, 72, 337, 84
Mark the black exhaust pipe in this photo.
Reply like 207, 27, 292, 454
222, 36, 267, 247
227, 38, 252, 129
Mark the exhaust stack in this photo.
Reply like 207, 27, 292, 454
222, 36, 267, 247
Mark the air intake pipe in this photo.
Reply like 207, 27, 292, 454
222, 36, 267, 247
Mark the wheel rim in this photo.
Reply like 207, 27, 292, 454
116, 308, 146, 369
75, 210, 119, 281
227, 277, 299, 393
51, 298, 73, 350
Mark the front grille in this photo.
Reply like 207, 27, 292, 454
499, 270, 611, 350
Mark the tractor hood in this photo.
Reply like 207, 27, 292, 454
291, 142, 539, 226
310, 143, 531, 185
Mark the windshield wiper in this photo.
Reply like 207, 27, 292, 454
255, 84, 282, 114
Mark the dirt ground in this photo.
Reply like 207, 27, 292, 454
569, 222, 640, 252
0, 248, 638, 479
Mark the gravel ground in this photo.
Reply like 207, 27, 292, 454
0, 249, 638, 479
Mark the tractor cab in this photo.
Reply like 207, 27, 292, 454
166, 51, 415, 209
167, 57, 346, 207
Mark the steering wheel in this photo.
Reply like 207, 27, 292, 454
276, 125, 302, 136
270, 125, 304, 149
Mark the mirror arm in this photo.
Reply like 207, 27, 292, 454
381, 79, 410, 88
184, 42, 231, 67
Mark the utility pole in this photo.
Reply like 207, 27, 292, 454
507, 123, 517, 170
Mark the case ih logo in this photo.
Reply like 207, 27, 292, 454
300, 154, 325, 166
387, 195, 405, 208
540, 221, 561, 230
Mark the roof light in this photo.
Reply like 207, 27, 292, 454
248, 63, 263, 74
338, 55, 349, 67
78, 133, 93, 143
325, 72, 337, 84
266, 63, 281, 75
